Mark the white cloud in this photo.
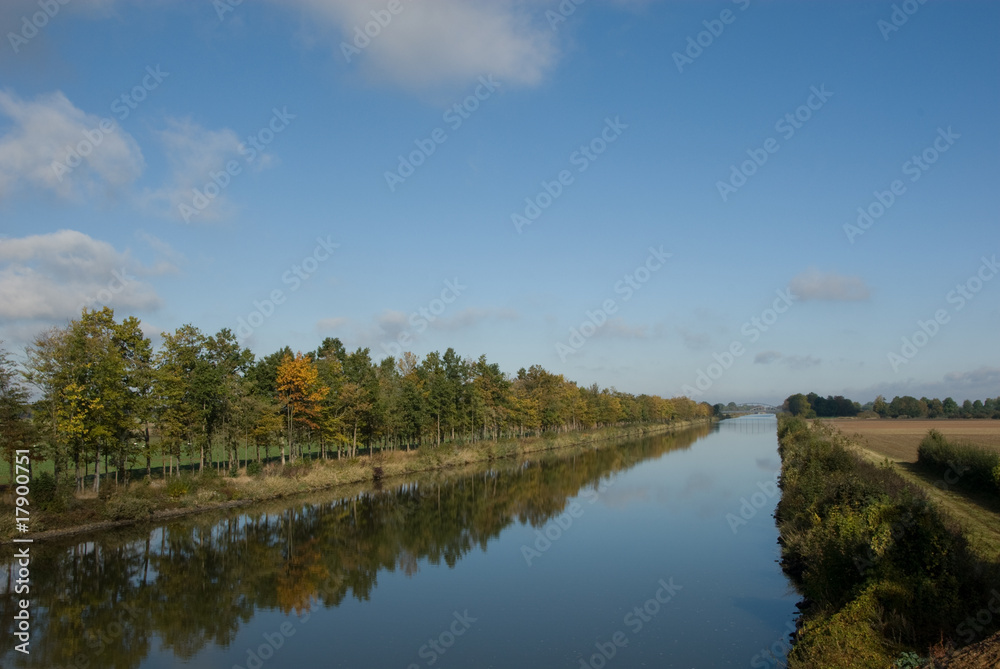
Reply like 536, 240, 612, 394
284, 0, 557, 90
139, 118, 252, 223
0, 89, 144, 200
789, 268, 870, 302
0, 229, 168, 321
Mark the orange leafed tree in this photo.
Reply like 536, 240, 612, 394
276, 352, 328, 462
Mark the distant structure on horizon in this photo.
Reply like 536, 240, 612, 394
720, 403, 779, 415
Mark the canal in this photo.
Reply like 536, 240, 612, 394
1, 415, 798, 668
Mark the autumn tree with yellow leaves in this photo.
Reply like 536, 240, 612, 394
276, 352, 328, 463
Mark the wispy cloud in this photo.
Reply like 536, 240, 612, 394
139, 118, 256, 223
789, 268, 870, 302
593, 317, 649, 340
317, 316, 350, 333
754, 350, 821, 370
851, 366, 1000, 404
754, 350, 782, 365
678, 327, 711, 350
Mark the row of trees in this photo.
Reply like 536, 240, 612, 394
0, 307, 712, 487
783, 391, 1000, 419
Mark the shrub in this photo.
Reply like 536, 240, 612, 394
917, 430, 1000, 496
894, 652, 925, 668
32, 472, 58, 510
228, 465, 239, 478
246, 461, 263, 477
103, 493, 153, 521
166, 477, 190, 499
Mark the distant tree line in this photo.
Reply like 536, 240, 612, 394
783, 391, 1000, 419
0, 307, 712, 487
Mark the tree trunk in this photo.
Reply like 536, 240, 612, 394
93, 446, 101, 494
75, 451, 82, 492
286, 405, 293, 463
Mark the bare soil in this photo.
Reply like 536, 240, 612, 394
824, 419, 1000, 463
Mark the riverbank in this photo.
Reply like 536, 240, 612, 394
3, 419, 712, 543
775, 416, 1000, 668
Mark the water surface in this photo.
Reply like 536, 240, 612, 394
1, 416, 797, 668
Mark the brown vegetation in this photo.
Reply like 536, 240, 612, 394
824, 419, 1000, 463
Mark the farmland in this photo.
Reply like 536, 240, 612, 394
824, 418, 1000, 463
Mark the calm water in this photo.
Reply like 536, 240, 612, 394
1, 416, 798, 668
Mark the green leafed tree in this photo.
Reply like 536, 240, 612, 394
0, 342, 33, 484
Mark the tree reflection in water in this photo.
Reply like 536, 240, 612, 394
0, 425, 709, 668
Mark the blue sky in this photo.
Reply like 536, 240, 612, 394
0, 0, 997, 405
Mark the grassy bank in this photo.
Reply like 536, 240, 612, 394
776, 416, 1000, 668
2, 419, 709, 542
